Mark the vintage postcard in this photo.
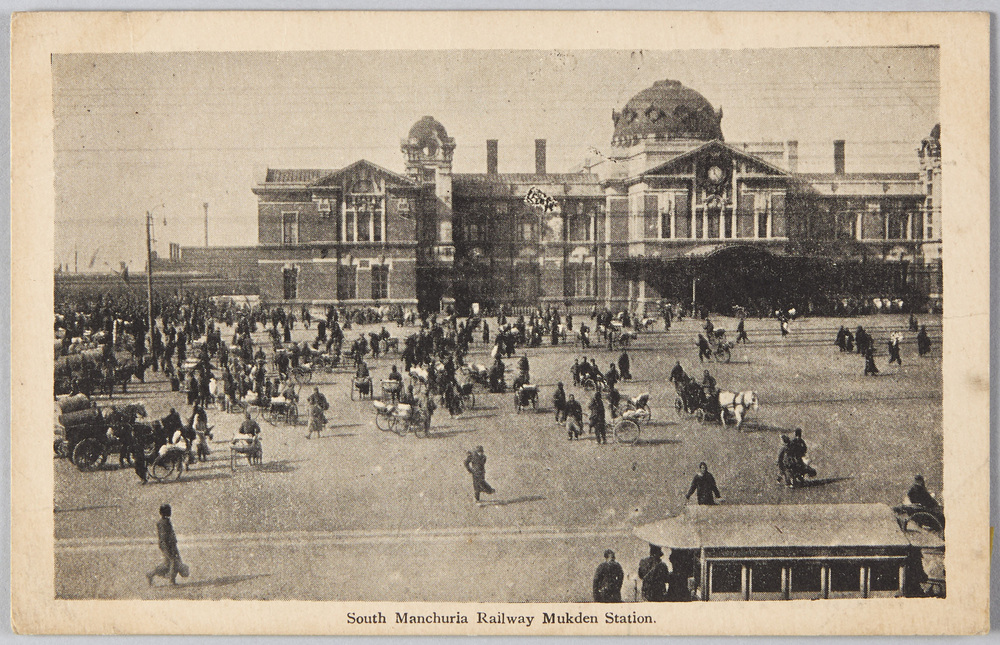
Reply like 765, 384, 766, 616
10, 11, 990, 635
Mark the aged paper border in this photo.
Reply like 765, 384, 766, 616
10, 11, 990, 635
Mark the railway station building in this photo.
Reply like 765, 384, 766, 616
252, 79, 941, 315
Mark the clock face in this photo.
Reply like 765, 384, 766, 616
707, 165, 725, 183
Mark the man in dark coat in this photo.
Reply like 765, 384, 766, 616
685, 462, 722, 505
464, 446, 495, 504
638, 545, 669, 602
593, 549, 624, 602
917, 325, 931, 356
589, 389, 607, 444
864, 345, 879, 376
606, 363, 620, 390
618, 350, 632, 380
565, 394, 584, 440
552, 382, 567, 423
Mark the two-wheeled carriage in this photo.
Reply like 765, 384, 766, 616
514, 384, 539, 413
707, 330, 733, 363
372, 400, 430, 437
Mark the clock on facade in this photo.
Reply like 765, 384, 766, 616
707, 165, 725, 184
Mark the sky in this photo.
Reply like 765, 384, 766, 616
52, 47, 939, 271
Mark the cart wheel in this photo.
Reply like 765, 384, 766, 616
389, 416, 408, 436
716, 347, 732, 363
413, 420, 429, 438
641, 404, 652, 422
674, 398, 684, 418
375, 411, 392, 431
288, 404, 299, 425
72, 438, 105, 471
263, 408, 279, 426
465, 392, 475, 410
695, 409, 705, 423
614, 419, 640, 445
150, 453, 176, 481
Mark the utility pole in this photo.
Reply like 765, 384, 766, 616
203, 202, 209, 247
146, 211, 155, 356
145, 204, 164, 356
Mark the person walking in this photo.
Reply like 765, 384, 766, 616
306, 386, 329, 439
618, 350, 632, 381
638, 545, 669, 602
464, 446, 495, 505
552, 382, 567, 424
917, 325, 932, 357
593, 549, 624, 603
887, 332, 903, 366
736, 317, 749, 344
589, 389, 607, 445
565, 394, 584, 440
864, 344, 880, 376
685, 462, 722, 505
146, 504, 188, 586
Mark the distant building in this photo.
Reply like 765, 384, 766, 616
252, 79, 941, 314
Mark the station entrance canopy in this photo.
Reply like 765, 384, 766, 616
610, 244, 912, 315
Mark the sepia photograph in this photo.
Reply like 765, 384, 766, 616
11, 11, 990, 635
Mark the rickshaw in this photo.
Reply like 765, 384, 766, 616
611, 409, 643, 444
514, 384, 539, 413
707, 329, 733, 363
372, 400, 430, 437
265, 395, 299, 425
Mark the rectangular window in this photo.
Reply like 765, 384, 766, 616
737, 192, 755, 238
659, 193, 673, 239
371, 264, 389, 300
711, 563, 743, 594
570, 211, 591, 242
572, 265, 593, 297
791, 564, 823, 593
869, 561, 901, 592
521, 221, 535, 242
829, 562, 862, 593
707, 210, 720, 238
723, 210, 734, 239
862, 202, 883, 239
337, 264, 357, 300
750, 562, 783, 594
282, 266, 297, 300
675, 193, 691, 238
344, 208, 355, 243
771, 193, 787, 238
644, 194, 659, 239
282, 212, 298, 245
836, 211, 855, 240
345, 195, 384, 243
695, 210, 705, 238
887, 209, 907, 239
317, 197, 333, 219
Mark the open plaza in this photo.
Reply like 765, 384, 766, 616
54, 312, 941, 601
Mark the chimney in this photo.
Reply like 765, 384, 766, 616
486, 139, 498, 175
834, 140, 846, 175
786, 140, 799, 174
535, 139, 547, 175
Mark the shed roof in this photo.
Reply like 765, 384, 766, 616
634, 504, 915, 550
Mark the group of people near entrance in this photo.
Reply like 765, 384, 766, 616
836, 319, 932, 376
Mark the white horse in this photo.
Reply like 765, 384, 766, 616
716, 390, 760, 428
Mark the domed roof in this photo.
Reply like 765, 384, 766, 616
408, 115, 450, 143
612, 80, 723, 145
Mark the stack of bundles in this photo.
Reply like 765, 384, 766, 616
56, 394, 102, 447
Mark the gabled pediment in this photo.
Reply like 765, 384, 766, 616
641, 140, 792, 178
311, 159, 419, 189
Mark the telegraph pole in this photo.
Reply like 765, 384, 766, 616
145, 204, 164, 356
146, 211, 155, 356
203, 202, 209, 247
